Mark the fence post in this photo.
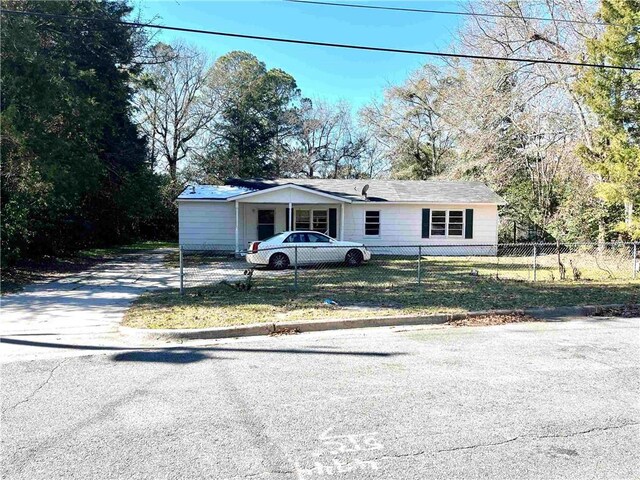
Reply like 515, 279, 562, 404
533, 243, 538, 282
179, 245, 184, 295
634, 242, 638, 280
294, 246, 298, 291
417, 245, 422, 285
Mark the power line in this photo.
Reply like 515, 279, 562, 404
1, 8, 637, 72
285, 0, 615, 27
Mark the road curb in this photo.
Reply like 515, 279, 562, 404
119, 303, 637, 341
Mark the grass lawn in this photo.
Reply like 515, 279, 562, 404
2, 240, 177, 294
79, 240, 177, 259
124, 256, 640, 329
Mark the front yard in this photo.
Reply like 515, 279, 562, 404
124, 256, 640, 329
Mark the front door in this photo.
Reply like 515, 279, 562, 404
257, 209, 275, 240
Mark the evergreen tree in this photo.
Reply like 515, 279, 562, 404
199, 51, 301, 180
576, 0, 640, 239
1, 0, 162, 265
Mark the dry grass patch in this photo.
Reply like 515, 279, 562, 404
447, 312, 538, 327
591, 303, 640, 318
124, 270, 640, 329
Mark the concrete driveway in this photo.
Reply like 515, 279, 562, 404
2, 316, 639, 479
182, 256, 294, 288
1, 250, 178, 362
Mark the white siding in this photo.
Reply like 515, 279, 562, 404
236, 187, 342, 205
179, 200, 499, 255
178, 201, 239, 249
343, 203, 499, 255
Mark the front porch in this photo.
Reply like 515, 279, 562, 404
231, 184, 350, 252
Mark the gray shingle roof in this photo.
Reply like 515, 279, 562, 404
226, 178, 506, 204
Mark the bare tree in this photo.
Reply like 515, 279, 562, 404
289, 99, 366, 178
134, 42, 215, 182
445, 0, 603, 237
360, 65, 459, 179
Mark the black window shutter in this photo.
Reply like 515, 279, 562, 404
285, 208, 290, 231
465, 209, 474, 239
328, 208, 337, 238
421, 209, 430, 238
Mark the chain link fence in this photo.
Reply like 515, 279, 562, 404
178, 242, 640, 294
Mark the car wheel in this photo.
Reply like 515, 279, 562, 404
269, 252, 290, 270
345, 249, 363, 267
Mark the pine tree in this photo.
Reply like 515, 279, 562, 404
575, 0, 640, 239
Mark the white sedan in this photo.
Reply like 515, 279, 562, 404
246, 231, 371, 269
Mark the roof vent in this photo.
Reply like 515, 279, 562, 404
361, 184, 369, 200
190, 185, 196, 194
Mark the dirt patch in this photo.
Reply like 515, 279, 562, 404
591, 304, 640, 318
270, 327, 301, 336
447, 312, 538, 327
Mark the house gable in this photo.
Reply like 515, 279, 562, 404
229, 184, 351, 204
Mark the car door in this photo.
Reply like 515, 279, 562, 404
306, 232, 337, 263
283, 233, 310, 265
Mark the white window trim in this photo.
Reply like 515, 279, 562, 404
294, 208, 329, 233
430, 209, 465, 238
364, 210, 381, 237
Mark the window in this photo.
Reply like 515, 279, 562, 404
430, 210, 464, 237
285, 233, 308, 243
307, 232, 331, 243
312, 210, 328, 234
431, 211, 446, 236
294, 209, 329, 233
258, 209, 274, 225
295, 210, 310, 231
257, 209, 275, 240
448, 211, 464, 237
365, 211, 380, 236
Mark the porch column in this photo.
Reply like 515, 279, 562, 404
235, 201, 239, 254
340, 203, 345, 240
288, 202, 292, 231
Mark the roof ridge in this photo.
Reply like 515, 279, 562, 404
185, 178, 505, 204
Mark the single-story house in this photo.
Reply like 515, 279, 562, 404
177, 178, 506, 254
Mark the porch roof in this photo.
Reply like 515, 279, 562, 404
227, 183, 351, 203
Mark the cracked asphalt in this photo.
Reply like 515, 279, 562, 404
2, 316, 639, 479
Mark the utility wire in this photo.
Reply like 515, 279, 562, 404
1, 8, 638, 71
285, 0, 617, 27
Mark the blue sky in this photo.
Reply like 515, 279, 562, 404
134, 1, 463, 110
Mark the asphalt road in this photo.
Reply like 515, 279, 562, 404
2, 317, 639, 480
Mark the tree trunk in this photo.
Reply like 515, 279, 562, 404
556, 239, 566, 281
169, 159, 177, 183
624, 199, 634, 227
598, 215, 606, 253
